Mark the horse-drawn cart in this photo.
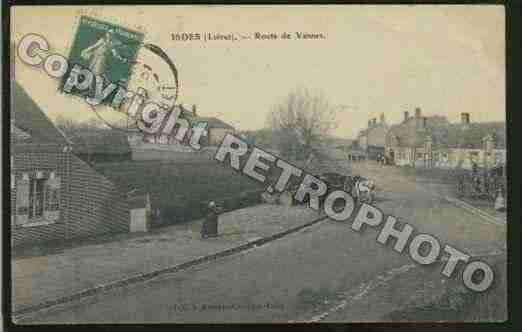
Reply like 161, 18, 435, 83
315, 173, 376, 205
264, 171, 377, 207
344, 175, 375, 204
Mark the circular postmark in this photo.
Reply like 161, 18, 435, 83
90, 42, 181, 133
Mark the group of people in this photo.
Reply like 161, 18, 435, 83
376, 154, 387, 165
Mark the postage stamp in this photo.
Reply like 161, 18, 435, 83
8, 4, 508, 326
60, 15, 144, 98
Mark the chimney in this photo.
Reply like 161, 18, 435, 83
461, 113, 470, 124
192, 104, 197, 116
404, 111, 409, 122
415, 107, 422, 118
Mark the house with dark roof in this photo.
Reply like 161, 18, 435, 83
10, 81, 148, 247
385, 108, 506, 170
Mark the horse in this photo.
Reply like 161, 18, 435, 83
344, 176, 375, 203
354, 178, 376, 204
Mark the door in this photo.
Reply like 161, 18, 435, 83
389, 150, 395, 164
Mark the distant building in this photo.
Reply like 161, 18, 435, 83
10, 81, 141, 247
385, 108, 506, 170
356, 113, 389, 159
127, 104, 236, 149
196, 116, 236, 146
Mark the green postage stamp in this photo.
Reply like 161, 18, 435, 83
61, 15, 144, 96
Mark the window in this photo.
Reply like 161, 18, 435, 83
29, 178, 45, 219
15, 172, 61, 226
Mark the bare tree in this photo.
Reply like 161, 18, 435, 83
267, 87, 338, 160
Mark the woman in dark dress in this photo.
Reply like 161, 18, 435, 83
201, 201, 219, 239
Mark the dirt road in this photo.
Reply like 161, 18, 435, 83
18, 161, 506, 323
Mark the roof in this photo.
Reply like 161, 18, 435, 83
11, 81, 68, 144
195, 117, 235, 130
125, 105, 235, 132
387, 116, 449, 148
67, 128, 131, 154
431, 122, 506, 149
388, 116, 506, 149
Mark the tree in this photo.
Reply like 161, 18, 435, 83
267, 87, 338, 160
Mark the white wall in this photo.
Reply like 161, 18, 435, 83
130, 208, 148, 232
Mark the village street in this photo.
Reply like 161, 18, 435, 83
18, 161, 507, 323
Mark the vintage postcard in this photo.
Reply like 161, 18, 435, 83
7, 4, 506, 324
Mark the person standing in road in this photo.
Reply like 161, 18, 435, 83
201, 201, 220, 239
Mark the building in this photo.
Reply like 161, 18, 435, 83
356, 113, 389, 159
128, 104, 236, 148
385, 108, 506, 170
195, 116, 236, 146
10, 81, 145, 247
385, 107, 448, 167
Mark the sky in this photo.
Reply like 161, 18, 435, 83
11, 5, 505, 139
